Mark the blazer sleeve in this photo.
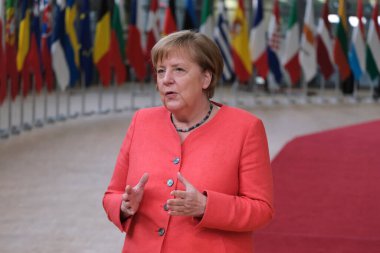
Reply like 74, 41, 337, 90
102, 111, 138, 233
197, 119, 274, 232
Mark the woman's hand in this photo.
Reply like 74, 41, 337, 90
120, 173, 149, 220
167, 172, 207, 218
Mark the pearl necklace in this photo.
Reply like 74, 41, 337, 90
171, 103, 214, 133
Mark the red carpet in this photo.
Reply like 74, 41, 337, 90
255, 120, 380, 253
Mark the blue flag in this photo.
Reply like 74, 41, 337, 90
79, 0, 93, 86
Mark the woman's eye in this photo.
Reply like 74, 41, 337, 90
156, 69, 165, 74
175, 68, 184, 72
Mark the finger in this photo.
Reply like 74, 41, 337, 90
122, 193, 129, 201
170, 190, 187, 199
177, 172, 193, 190
167, 198, 185, 207
125, 185, 133, 194
135, 173, 149, 189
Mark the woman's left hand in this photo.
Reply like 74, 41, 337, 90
166, 172, 207, 218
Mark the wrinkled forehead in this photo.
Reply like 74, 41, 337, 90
154, 45, 197, 66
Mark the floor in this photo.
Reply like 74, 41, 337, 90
0, 85, 379, 252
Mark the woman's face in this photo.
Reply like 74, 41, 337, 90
156, 49, 211, 114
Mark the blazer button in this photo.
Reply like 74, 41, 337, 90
167, 179, 174, 187
173, 157, 180, 165
158, 228, 165, 236
163, 203, 169, 211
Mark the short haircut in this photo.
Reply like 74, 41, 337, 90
151, 30, 224, 98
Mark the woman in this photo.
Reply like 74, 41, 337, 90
103, 30, 273, 253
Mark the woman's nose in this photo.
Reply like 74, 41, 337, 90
162, 71, 174, 85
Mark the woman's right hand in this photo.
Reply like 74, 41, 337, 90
120, 173, 149, 220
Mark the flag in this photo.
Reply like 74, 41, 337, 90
267, 0, 282, 84
146, 0, 160, 62
348, 0, 366, 81
78, 0, 93, 86
366, 0, 380, 80
282, 0, 301, 85
231, 0, 252, 83
183, 0, 197, 30
200, 0, 213, 38
16, 0, 31, 97
0, 0, 6, 104
126, 0, 146, 82
52, 1, 70, 90
41, 0, 55, 92
17, 0, 30, 73
213, 0, 234, 82
249, 0, 268, 79
110, 0, 126, 85
333, 0, 351, 81
163, 0, 177, 35
23, 0, 43, 95
5, 0, 18, 100
300, 0, 316, 83
65, 0, 80, 86
316, 0, 334, 80
93, 0, 111, 86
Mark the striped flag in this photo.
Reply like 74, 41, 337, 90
249, 0, 268, 79
146, 0, 160, 62
333, 0, 351, 81
163, 0, 177, 35
348, 0, 366, 81
126, 0, 146, 81
0, 0, 5, 104
213, 0, 234, 82
17, 0, 30, 73
300, 0, 316, 83
5, 0, 18, 99
200, 0, 213, 38
93, 0, 111, 86
41, 0, 55, 92
23, 0, 43, 95
267, 0, 282, 84
78, 0, 93, 86
231, 0, 252, 83
366, 0, 380, 80
65, 0, 80, 86
17, 0, 31, 97
282, 0, 301, 85
183, 0, 197, 30
316, 0, 334, 80
52, 0, 70, 90
110, 0, 126, 85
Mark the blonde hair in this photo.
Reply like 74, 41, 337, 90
151, 30, 224, 98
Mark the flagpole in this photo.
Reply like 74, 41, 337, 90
81, 73, 86, 115
0, 100, 8, 139
0, 81, 11, 138
33, 79, 43, 128
113, 80, 122, 113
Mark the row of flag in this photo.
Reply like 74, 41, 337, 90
249, 0, 380, 89
1, 0, 380, 108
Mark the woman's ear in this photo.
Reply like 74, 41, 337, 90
202, 70, 212, 89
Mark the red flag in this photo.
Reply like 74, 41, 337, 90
146, 0, 160, 62
163, 0, 177, 35
41, 0, 55, 92
126, 0, 146, 81
0, 0, 6, 105
110, 0, 126, 85
316, 0, 334, 80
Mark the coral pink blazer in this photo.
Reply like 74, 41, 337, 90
103, 103, 274, 253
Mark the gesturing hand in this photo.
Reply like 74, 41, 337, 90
121, 173, 149, 220
167, 172, 207, 218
